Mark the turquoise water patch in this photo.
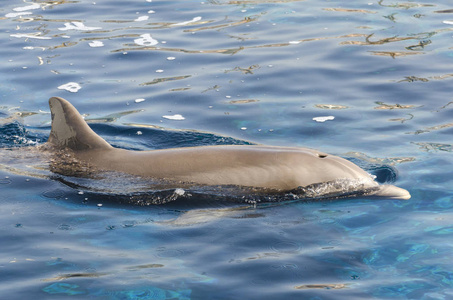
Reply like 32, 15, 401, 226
42, 283, 85, 296
42, 283, 191, 300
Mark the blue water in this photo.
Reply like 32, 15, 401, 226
1, 0, 453, 299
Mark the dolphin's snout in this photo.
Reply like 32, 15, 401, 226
370, 185, 411, 200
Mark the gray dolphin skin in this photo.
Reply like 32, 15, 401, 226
46, 97, 411, 200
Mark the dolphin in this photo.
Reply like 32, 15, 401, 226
45, 96, 410, 200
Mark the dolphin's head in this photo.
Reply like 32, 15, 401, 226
303, 151, 411, 200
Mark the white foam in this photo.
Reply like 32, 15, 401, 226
135, 16, 149, 22
6, 12, 33, 18
13, 4, 40, 12
58, 82, 81, 93
174, 188, 185, 196
10, 33, 51, 40
313, 116, 335, 122
58, 22, 101, 31
171, 16, 202, 26
88, 40, 104, 47
134, 33, 158, 46
162, 114, 185, 120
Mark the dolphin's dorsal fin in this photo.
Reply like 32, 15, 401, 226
47, 97, 112, 150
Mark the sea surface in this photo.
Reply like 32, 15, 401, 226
1, 0, 453, 299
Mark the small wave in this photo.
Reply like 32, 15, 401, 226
0, 121, 44, 148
